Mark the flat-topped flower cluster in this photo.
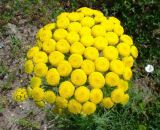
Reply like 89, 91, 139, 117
13, 7, 138, 115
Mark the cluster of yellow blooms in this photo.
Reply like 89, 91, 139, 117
13, 7, 138, 115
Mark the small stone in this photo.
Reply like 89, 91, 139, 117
0, 43, 4, 49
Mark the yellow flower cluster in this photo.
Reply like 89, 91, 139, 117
12, 88, 28, 102
13, 7, 138, 115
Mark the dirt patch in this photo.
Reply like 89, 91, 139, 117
0, 21, 46, 130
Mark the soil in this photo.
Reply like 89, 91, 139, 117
0, 21, 46, 130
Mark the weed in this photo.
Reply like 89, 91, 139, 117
10, 35, 21, 58
1, 71, 16, 91
15, 118, 40, 130
0, 96, 6, 113
0, 62, 8, 78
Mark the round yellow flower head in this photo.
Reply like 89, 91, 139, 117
37, 29, 52, 42
114, 24, 124, 36
82, 101, 96, 115
35, 101, 45, 108
33, 51, 48, 64
55, 96, 68, 108
77, 7, 94, 16
24, 60, 34, 74
111, 88, 124, 103
74, 86, 90, 103
123, 67, 132, 81
105, 72, 120, 87
44, 90, 56, 104
71, 69, 87, 86
49, 51, 64, 67
57, 60, 72, 77
68, 54, 83, 68
103, 46, 119, 60
101, 20, 114, 31
108, 16, 120, 25
44, 23, 56, 30
131, 45, 138, 58
34, 63, 48, 77
105, 32, 119, 45
94, 16, 106, 23
102, 97, 114, 109
95, 57, 109, 72
117, 42, 130, 57
120, 34, 133, 45
12, 88, 28, 102
66, 31, 80, 44
81, 16, 95, 27
46, 68, 60, 86
92, 25, 105, 37
68, 99, 82, 114
32, 87, 44, 101
68, 22, 82, 32
110, 59, 125, 75
68, 12, 84, 21
84, 47, 99, 61
30, 76, 41, 88
110, 60, 125, 75
79, 27, 91, 36
89, 72, 105, 88
81, 59, 95, 75
53, 29, 68, 41
122, 56, 134, 68
59, 81, 75, 99
56, 39, 70, 53
94, 36, 108, 50
57, 12, 69, 20
56, 17, 70, 29
90, 89, 103, 104
117, 79, 128, 92
42, 39, 56, 53
93, 10, 104, 17
80, 35, 94, 47
70, 42, 85, 55
27, 46, 39, 59
120, 94, 129, 105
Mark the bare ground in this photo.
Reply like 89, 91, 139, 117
0, 21, 46, 130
